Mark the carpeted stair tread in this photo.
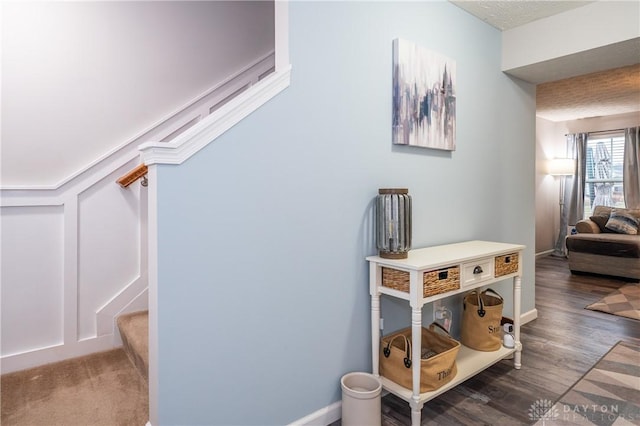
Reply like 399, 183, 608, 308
117, 310, 149, 381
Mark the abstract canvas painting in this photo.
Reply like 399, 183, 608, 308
392, 38, 456, 150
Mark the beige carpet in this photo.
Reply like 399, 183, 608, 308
586, 283, 640, 321
1, 348, 148, 426
532, 341, 640, 425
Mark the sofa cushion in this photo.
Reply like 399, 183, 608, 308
592, 205, 640, 221
605, 209, 639, 235
589, 215, 613, 233
566, 233, 640, 258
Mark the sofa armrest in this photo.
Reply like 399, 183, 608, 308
575, 219, 601, 234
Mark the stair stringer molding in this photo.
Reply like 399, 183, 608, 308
97, 280, 150, 347
0, 52, 276, 374
139, 64, 291, 166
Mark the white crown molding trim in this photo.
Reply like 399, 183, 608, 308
140, 65, 291, 166
288, 400, 341, 426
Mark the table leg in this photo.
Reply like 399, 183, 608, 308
411, 406, 421, 426
411, 308, 422, 425
372, 294, 380, 376
513, 275, 522, 369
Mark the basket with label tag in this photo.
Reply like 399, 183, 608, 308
379, 323, 460, 392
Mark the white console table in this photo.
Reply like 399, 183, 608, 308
367, 240, 524, 426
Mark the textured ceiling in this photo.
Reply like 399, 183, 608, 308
450, 1, 594, 30
536, 64, 640, 122
450, 1, 640, 122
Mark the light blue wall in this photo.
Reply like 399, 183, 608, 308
156, 1, 535, 424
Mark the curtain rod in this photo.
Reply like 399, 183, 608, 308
588, 128, 626, 135
565, 128, 626, 136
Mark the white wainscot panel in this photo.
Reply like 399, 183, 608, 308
1, 206, 64, 356
77, 162, 142, 340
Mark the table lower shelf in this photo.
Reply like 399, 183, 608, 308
380, 345, 517, 405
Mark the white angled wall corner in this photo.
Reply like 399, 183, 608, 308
1, 1, 275, 187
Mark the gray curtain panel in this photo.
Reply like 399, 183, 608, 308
554, 133, 587, 256
624, 127, 640, 209
567, 133, 588, 225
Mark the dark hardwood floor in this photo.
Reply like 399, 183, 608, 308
373, 255, 639, 426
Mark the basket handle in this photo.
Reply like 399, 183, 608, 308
482, 288, 504, 302
429, 321, 452, 337
462, 289, 484, 317
475, 290, 486, 317
383, 334, 412, 368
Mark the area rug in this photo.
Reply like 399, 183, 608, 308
532, 341, 640, 426
586, 283, 640, 321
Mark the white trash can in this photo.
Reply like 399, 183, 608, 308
340, 372, 382, 426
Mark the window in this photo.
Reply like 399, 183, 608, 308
583, 132, 625, 218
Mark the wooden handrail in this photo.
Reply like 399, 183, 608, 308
117, 164, 148, 188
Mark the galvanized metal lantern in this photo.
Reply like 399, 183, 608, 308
376, 188, 412, 259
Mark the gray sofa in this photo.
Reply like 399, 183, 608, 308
566, 205, 640, 280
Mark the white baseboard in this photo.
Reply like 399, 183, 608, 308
536, 249, 554, 258
0, 335, 116, 374
288, 400, 341, 426
521, 308, 538, 325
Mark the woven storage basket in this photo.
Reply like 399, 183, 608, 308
461, 289, 504, 351
379, 324, 460, 392
494, 253, 519, 277
382, 266, 460, 297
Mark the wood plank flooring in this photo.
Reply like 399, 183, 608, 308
372, 255, 640, 426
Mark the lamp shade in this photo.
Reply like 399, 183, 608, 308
547, 158, 575, 176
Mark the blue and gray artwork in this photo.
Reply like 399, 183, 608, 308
392, 38, 456, 150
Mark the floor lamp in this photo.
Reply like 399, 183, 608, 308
548, 158, 575, 257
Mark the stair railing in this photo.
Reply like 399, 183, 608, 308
117, 164, 149, 188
